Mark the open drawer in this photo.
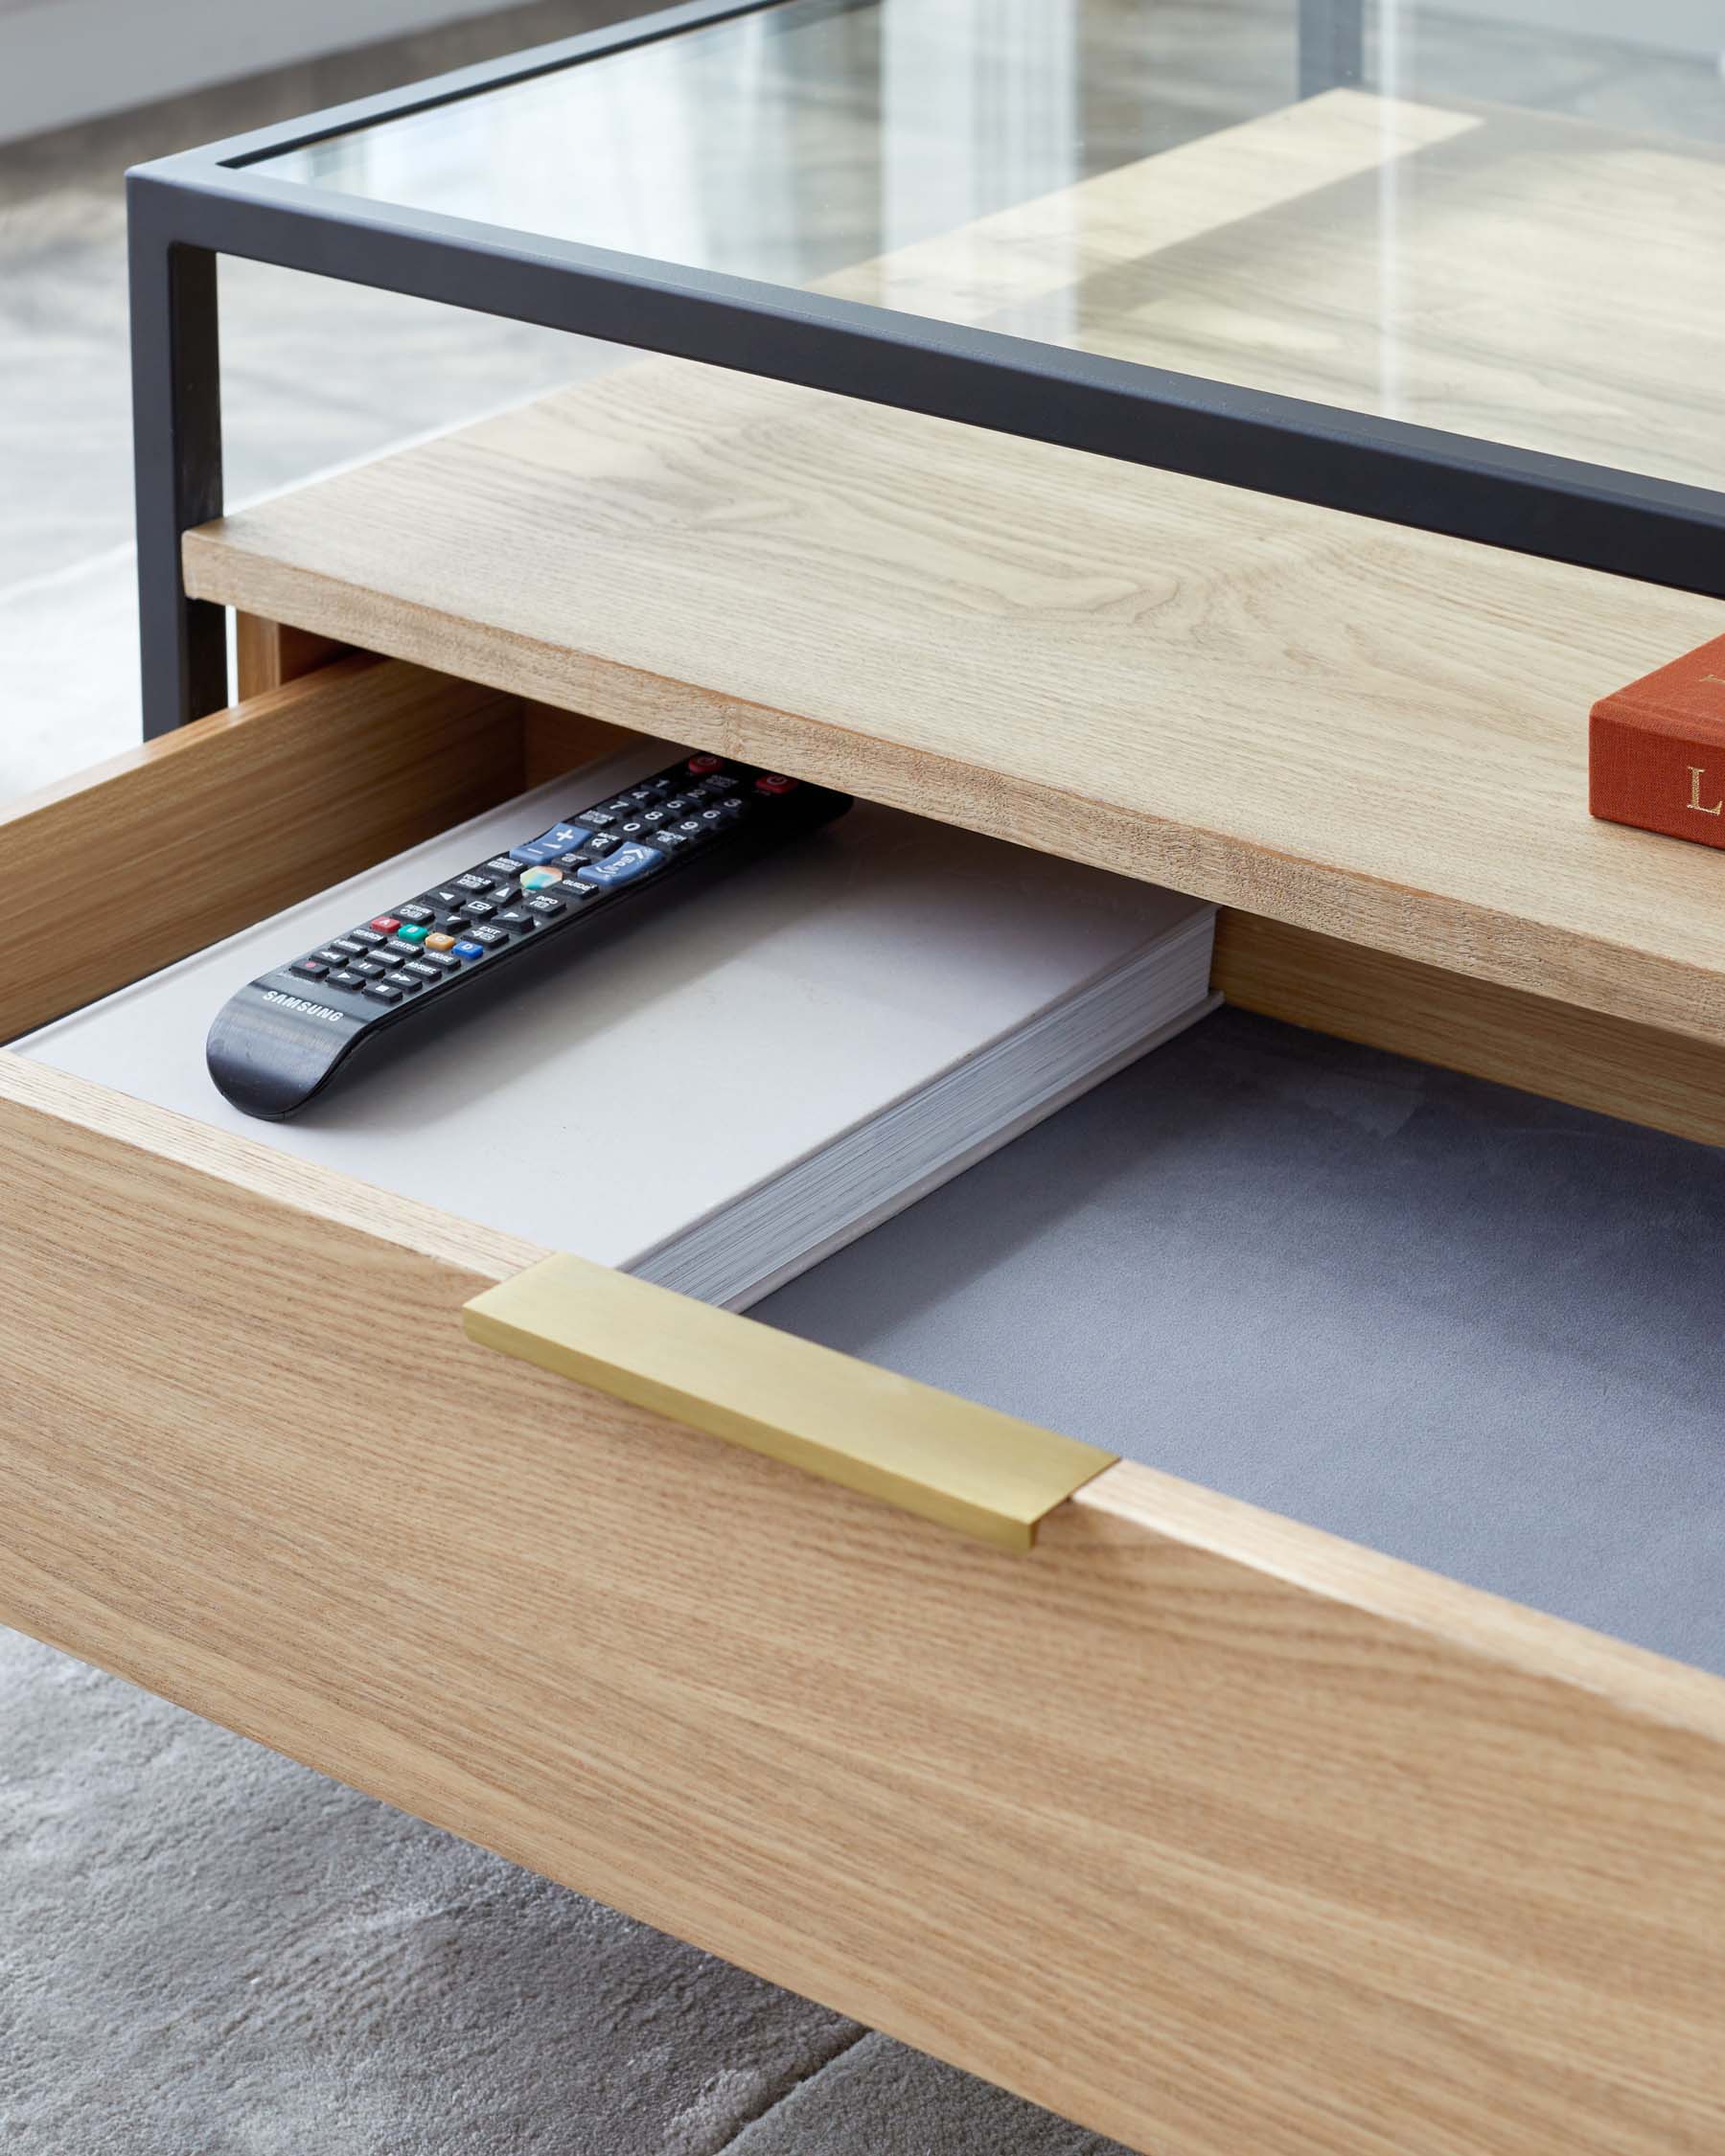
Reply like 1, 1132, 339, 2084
3, 646, 1724, 2156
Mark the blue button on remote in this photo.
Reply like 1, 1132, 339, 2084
510, 822, 590, 865
451, 938, 488, 959
575, 841, 665, 888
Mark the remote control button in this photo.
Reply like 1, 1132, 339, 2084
469, 924, 511, 948
453, 873, 494, 894
291, 959, 330, 979
396, 904, 437, 927
369, 915, 402, 933
350, 959, 385, 978
510, 821, 590, 865
311, 947, 351, 967
699, 808, 728, 826
576, 841, 665, 889
330, 936, 368, 956
451, 939, 488, 960
518, 864, 564, 890
483, 856, 523, 879
522, 892, 565, 917
459, 900, 496, 922
494, 906, 534, 929
385, 969, 424, 991
425, 932, 456, 952
383, 938, 424, 961
362, 981, 404, 1003
754, 773, 798, 794
655, 829, 693, 852
676, 818, 706, 837
639, 807, 669, 826
586, 833, 624, 856
429, 886, 466, 907
417, 949, 460, 972
348, 928, 384, 948
700, 773, 741, 794
579, 808, 617, 829
686, 753, 722, 774
328, 969, 363, 989
403, 959, 442, 981
395, 923, 429, 943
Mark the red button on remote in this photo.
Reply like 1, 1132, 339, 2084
686, 753, 723, 775
370, 914, 402, 933
754, 774, 797, 795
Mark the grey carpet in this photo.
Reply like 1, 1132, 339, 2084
0, 1625, 1126, 2153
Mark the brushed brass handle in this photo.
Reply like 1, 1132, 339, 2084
463, 1254, 1115, 1552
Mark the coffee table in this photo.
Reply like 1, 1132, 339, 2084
36, 11, 1722, 2151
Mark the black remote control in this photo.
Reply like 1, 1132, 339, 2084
207, 753, 851, 1119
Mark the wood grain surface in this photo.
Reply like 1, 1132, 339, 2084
1214, 911, 1725, 1148
0, 655, 523, 1040
233, 612, 346, 699
4, 1051, 1725, 2156
181, 354, 1725, 1046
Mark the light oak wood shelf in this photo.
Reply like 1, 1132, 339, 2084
180, 89, 1725, 1048
184, 349, 1725, 1045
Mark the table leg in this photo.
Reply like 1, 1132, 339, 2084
129, 199, 227, 739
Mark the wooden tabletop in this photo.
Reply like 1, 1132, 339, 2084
184, 91, 1725, 1045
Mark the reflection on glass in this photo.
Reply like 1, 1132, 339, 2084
264, 0, 1725, 493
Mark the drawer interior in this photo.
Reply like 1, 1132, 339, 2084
14, 686, 1725, 1674
762, 1003, 1725, 1676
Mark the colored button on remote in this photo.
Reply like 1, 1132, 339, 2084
425, 933, 456, 952
754, 773, 798, 795
686, 753, 722, 774
395, 923, 429, 943
518, 865, 564, 891
451, 939, 487, 960
575, 841, 664, 888
369, 915, 402, 933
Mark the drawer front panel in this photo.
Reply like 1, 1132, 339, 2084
3, 1053, 1723, 2156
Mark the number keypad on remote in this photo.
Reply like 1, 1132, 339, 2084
210, 752, 851, 1119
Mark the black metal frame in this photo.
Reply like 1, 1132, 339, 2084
129, 0, 1725, 739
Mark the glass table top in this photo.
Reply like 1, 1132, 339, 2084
258, 0, 1725, 498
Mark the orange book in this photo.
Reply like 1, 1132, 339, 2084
1591, 632, 1725, 850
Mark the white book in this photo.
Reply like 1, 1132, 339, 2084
18, 740, 1218, 1309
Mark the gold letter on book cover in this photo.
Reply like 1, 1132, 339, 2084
1689, 768, 1723, 816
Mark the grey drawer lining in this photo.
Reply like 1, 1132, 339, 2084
761, 1007, 1725, 1678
